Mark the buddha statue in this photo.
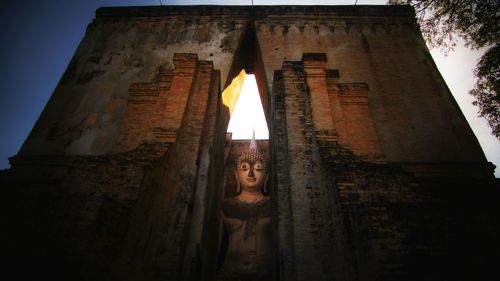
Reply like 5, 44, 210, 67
218, 135, 272, 281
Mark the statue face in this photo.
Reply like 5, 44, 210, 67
236, 160, 267, 192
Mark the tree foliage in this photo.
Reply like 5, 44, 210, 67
389, 0, 500, 138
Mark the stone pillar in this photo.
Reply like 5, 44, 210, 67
164, 53, 199, 132
272, 69, 296, 281
325, 70, 348, 144
326, 79, 382, 161
273, 61, 343, 281
114, 53, 199, 152
152, 59, 216, 280
115, 66, 174, 152
302, 53, 335, 133
109, 55, 218, 281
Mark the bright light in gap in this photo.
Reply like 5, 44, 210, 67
227, 74, 269, 139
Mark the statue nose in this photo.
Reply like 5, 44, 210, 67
248, 166, 255, 178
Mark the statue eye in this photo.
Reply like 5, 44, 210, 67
254, 162, 263, 170
240, 163, 249, 170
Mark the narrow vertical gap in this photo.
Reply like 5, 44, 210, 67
223, 21, 271, 128
213, 19, 275, 281
227, 72, 269, 140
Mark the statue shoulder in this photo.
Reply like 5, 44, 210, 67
221, 197, 240, 214
259, 196, 271, 205
222, 196, 238, 207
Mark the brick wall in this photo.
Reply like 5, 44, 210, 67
3, 5, 499, 281
271, 55, 499, 281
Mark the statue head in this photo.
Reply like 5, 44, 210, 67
235, 133, 268, 195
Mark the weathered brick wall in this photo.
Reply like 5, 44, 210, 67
4, 55, 225, 281
4, 143, 166, 280
3, 5, 499, 281
273, 61, 350, 281
18, 5, 487, 164
254, 6, 485, 163
107, 58, 222, 281
332, 163, 500, 281
19, 9, 246, 156
271, 55, 499, 281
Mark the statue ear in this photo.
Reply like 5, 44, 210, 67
234, 170, 241, 194
263, 173, 269, 195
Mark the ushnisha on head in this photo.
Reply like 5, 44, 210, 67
235, 133, 268, 194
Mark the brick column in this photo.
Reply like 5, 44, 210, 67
274, 61, 342, 281
325, 70, 348, 144
164, 53, 199, 132
272, 69, 296, 281
115, 66, 174, 152
302, 53, 334, 133
114, 53, 198, 153
328, 82, 383, 160
153, 60, 215, 280
109, 56, 218, 281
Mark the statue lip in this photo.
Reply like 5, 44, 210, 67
246, 177, 256, 182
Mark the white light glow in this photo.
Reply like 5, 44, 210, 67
227, 74, 269, 139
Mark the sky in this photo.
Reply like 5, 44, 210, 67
0, 0, 498, 177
